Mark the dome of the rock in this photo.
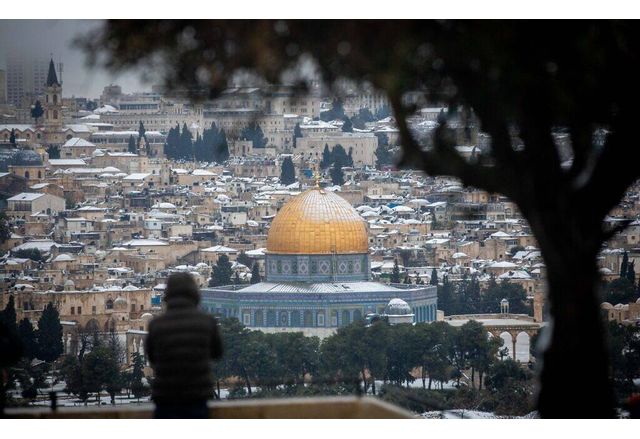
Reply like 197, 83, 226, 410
266, 188, 369, 255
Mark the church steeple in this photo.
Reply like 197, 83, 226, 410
46, 58, 60, 87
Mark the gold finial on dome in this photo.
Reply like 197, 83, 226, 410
267, 188, 369, 255
313, 169, 321, 188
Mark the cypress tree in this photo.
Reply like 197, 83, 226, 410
180, 123, 193, 160
9, 129, 16, 146
36, 302, 64, 363
620, 251, 629, 279
341, 117, 354, 132
31, 100, 44, 125
390, 259, 401, 284
280, 156, 296, 185
320, 144, 332, 169
216, 129, 229, 163
0, 295, 17, 333
627, 260, 636, 284
18, 318, 37, 360
329, 161, 344, 186
250, 263, 261, 284
347, 147, 354, 167
127, 135, 136, 153
210, 255, 234, 287
137, 121, 147, 148
430, 268, 439, 285
130, 352, 146, 400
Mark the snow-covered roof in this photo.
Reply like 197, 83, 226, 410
7, 192, 44, 202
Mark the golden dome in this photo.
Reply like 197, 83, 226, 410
267, 188, 369, 255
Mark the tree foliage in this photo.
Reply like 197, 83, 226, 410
36, 302, 63, 363
209, 254, 234, 287
280, 156, 296, 185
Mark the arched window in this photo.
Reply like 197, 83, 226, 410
266, 310, 276, 326
290, 311, 300, 327
53, 94, 58, 105
254, 310, 264, 327
24, 171, 30, 179
341, 310, 351, 327
53, 110, 58, 119
106, 299, 114, 310
37, 171, 42, 179
353, 309, 362, 321
303, 310, 313, 327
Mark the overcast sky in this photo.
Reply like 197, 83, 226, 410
0, 20, 149, 99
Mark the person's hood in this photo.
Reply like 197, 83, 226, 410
165, 296, 198, 310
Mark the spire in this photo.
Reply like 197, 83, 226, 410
46, 58, 60, 87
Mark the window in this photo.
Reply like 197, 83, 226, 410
106, 299, 113, 310
317, 313, 325, 326
92, 306, 96, 314
70, 306, 75, 315
77, 307, 82, 314
243, 313, 251, 326
131, 304, 136, 312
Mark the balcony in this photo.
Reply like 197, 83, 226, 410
6, 396, 414, 419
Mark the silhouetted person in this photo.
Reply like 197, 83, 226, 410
145, 273, 223, 419
0, 320, 23, 417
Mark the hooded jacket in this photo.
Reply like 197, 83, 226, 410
145, 287, 223, 404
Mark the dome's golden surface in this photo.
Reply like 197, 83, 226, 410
267, 188, 369, 255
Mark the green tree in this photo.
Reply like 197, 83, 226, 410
36, 303, 63, 363
46, 144, 60, 159
31, 100, 44, 125
130, 352, 147, 401
18, 318, 37, 360
320, 144, 332, 169
293, 123, 302, 148
341, 117, 353, 133
0, 212, 10, 244
240, 122, 268, 149
137, 121, 148, 154
180, 123, 193, 160
127, 134, 136, 153
620, 251, 629, 278
210, 254, 233, 287
0, 296, 17, 333
11, 248, 44, 262
236, 251, 252, 268
626, 260, 636, 284
280, 156, 296, 185
483, 279, 531, 315
82, 345, 122, 403
374, 134, 393, 170
329, 161, 344, 186
390, 259, 401, 284
9, 129, 16, 147
602, 277, 636, 304
250, 263, 261, 284
429, 268, 438, 286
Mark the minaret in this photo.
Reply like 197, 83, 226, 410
44, 58, 63, 142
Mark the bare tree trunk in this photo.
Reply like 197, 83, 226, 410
531, 213, 615, 418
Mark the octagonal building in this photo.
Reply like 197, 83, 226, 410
201, 187, 437, 337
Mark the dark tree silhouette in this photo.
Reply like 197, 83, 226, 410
31, 100, 44, 125
280, 156, 296, 185
36, 302, 64, 363
79, 19, 640, 418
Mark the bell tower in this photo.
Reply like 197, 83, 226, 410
44, 59, 63, 142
